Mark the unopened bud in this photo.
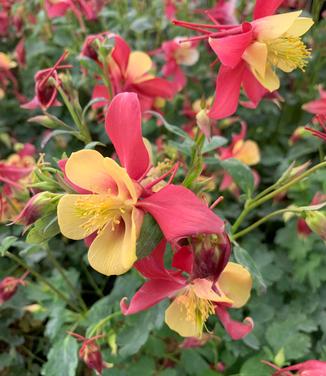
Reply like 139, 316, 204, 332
13, 192, 59, 228
0, 272, 28, 304
196, 109, 212, 139
305, 211, 326, 242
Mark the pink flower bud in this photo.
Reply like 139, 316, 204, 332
0, 272, 28, 304
79, 340, 104, 375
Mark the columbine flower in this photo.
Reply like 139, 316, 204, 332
0, 272, 29, 304
91, 34, 174, 112
121, 240, 253, 339
159, 37, 199, 92
57, 93, 225, 276
173, 0, 314, 119
21, 51, 71, 111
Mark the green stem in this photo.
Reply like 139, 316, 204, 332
45, 246, 88, 312
88, 312, 122, 337
233, 208, 303, 240
5, 252, 80, 312
55, 85, 91, 144
81, 262, 104, 298
231, 160, 326, 234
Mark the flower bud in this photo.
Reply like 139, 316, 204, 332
79, 340, 104, 375
196, 109, 212, 139
0, 272, 28, 304
305, 211, 326, 242
13, 192, 58, 229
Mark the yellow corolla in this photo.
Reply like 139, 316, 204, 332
232, 139, 260, 166
244, 11, 314, 91
165, 262, 252, 337
57, 149, 144, 276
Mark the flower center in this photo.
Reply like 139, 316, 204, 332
74, 195, 130, 234
267, 35, 311, 71
182, 288, 215, 335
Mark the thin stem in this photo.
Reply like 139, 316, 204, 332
233, 208, 303, 240
55, 85, 91, 144
231, 160, 326, 234
81, 262, 104, 298
45, 246, 88, 312
88, 312, 122, 337
5, 251, 80, 312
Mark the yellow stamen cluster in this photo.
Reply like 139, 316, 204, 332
74, 195, 128, 234
182, 288, 215, 335
267, 35, 311, 71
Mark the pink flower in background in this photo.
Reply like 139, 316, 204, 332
45, 0, 104, 24
91, 34, 175, 112
22, 51, 71, 110
121, 240, 253, 339
174, 0, 313, 119
303, 87, 326, 116
158, 37, 199, 92
195, 0, 238, 25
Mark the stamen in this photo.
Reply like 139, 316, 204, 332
267, 36, 311, 71
74, 195, 128, 234
182, 288, 215, 336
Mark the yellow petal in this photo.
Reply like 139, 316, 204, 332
57, 194, 99, 240
253, 64, 280, 92
233, 140, 261, 166
87, 208, 143, 276
102, 157, 138, 202
191, 278, 233, 306
243, 41, 268, 78
65, 150, 138, 202
165, 296, 200, 337
286, 17, 314, 37
218, 262, 252, 308
126, 51, 153, 83
254, 11, 302, 41
65, 150, 117, 194
176, 47, 199, 66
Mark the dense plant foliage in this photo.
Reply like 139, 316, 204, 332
0, 0, 326, 375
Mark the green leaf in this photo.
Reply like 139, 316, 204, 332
233, 245, 267, 293
41, 335, 78, 376
220, 158, 254, 197
117, 301, 166, 357
179, 349, 210, 375
26, 213, 60, 244
146, 111, 191, 140
136, 214, 163, 259
0, 236, 18, 256
202, 136, 227, 154
266, 316, 311, 360
240, 355, 271, 376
